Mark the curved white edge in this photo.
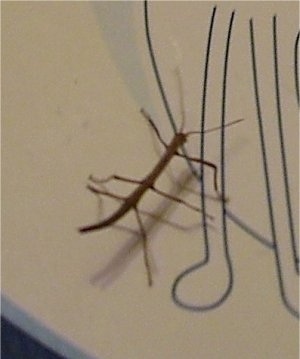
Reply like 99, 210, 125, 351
1, 294, 100, 359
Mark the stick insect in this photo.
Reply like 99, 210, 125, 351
79, 104, 242, 286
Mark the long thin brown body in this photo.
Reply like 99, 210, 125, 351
79, 133, 187, 233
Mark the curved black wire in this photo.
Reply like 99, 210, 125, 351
171, 6, 217, 311
172, 9, 235, 312
273, 16, 299, 274
218, 9, 236, 309
199, 6, 217, 258
249, 17, 299, 319
143, 0, 176, 133
143, 1, 298, 317
143, 0, 201, 182
294, 31, 300, 105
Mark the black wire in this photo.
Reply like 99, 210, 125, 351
249, 16, 299, 319
294, 31, 300, 105
143, 0, 201, 182
172, 8, 236, 312
272, 16, 299, 274
143, 0, 176, 132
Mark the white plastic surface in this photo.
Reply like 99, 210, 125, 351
2, 2, 298, 359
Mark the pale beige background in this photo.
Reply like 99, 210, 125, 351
2, 2, 299, 359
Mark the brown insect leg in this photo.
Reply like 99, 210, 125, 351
175, 153, 218, 193
134, 207, 153, 287
158, 165, 221, 202
174, 153, 227, 201
89, 174, 142, 186
150, 185, 214, 221
87, 185, 125, 201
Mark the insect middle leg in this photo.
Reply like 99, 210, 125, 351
88, 174, 142, 186
89, 174, 214, 219
149, 185, 214, 220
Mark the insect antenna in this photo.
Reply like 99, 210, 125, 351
185, 118, 245, 137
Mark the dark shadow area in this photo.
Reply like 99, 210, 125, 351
1, 317, 67, 359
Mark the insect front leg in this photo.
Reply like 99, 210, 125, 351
174, 152, 227, 201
